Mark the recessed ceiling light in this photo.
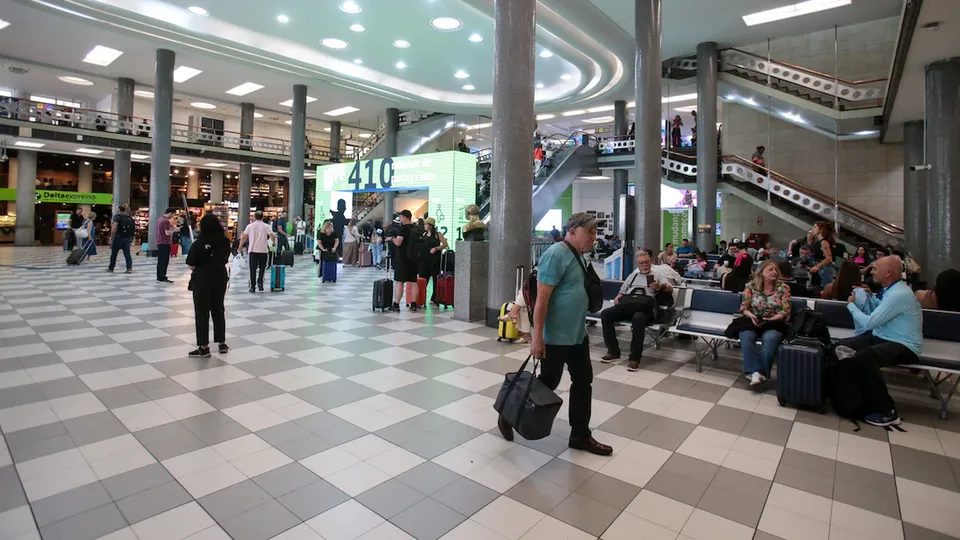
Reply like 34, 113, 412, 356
462, 84, 476, 91
268, 169, 289, 174
83, 45, 123, 66
743, 0, 851, 27
431, 17, 463, 31
253, 112, 264, 118
190, 102, 216, 109
854, 130, 879, 136
340, 1, 362, 14
468, 33, 483, 42
279, 96, 317, 107
353, 58, 363, 64
535, 113, 555, 120
321, 38, 349, 49
173, 169, 180, 174
581, 116, 614, 124
131, 154, 149, 159
323, 127, 332, 132
173, 66, 202, 83
535, 83, 544, 89
454, 70, 469, 79
59, 76, 93, 86
276, 14, 289, 23
393, 40, 411, 48
561, 109, 586, 117
0, 20, 10, 31
358, 133, 371, 138
662, 93, 697, 103
225, 82, 264, 96
284, 120, 292, 125
14, 141, 45, 148
539, 50, 553, 58
76, 148, 104, 154
350, 23, 365, 32
324, 106, 359, 117
187, 6, 208, 16
204, 163, 227, 167
673, 105, 697, 112
560, 74, 572, 80
134, 90, 154, 98
83, 161, 91, 166
395, 61, 407, 69
170, 159, 191, 164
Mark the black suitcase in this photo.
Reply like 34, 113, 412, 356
278, 250, 294, 267
294, 239, 304, 255
66, 245, 88, 265
372, 257, 393, 311
776, 338, 826, 413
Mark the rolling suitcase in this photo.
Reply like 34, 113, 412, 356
497, 266, 526, 342
171, 242, 179, 257
278, 249, 295, 267
294, 237, 305, 255
359, 249, 373, 267
776, 338, 826, 413
436, 252, 455, 307
66, 243, 89, 265
406, 278, 427, 307
373, 259, 393, 311
320, 260, 337, 282
270, 265, 286, 291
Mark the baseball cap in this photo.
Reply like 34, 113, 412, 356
425, 217, 436, 226
565, 212, 599, 231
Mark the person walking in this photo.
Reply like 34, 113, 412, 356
342, 218, 360, 266
238, 211, 274, 293
419, 217, 448, 306
497, 213, 613, 456
107, 204, 135, 274
179, 215, 194, 256
80, 212, 97, 262
370, 227, 384, 269
274, 211, 290, 253
294, 215, 307, 252
187, 214, 231, 358
67, 208, 84, 251
156, 208, 176, 283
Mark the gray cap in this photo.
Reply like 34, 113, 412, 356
565, 212, 599, 231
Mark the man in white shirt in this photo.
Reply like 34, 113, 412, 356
237, 211, 275, 293
600, 251, 682, 371
294, 215, 307, 247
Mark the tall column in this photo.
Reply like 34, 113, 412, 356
78, 161, 93, 214
238, 103, 255, 233
113, 77, 134, 213
14, 150, 36, 246
695, 41, 719, 251
148, 49, 175, 251
634, 0, 663, 253
486, 0, 535, 327
187, 172, 199, 199
903, 120, 926, 273
210, 171, 223, 203
329, 121, 341, 163
925, 58, 960, 278
383, 107, 400, 221
612, 100, 628, 239
288, 84, 307, 219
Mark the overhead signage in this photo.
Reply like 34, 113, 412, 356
0, 188, 113, 205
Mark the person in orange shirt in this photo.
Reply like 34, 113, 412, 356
534, 146, 545, 175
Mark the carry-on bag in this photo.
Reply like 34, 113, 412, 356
66, 244, 89, 265
405, 277, 428, 307
269, 265, 286, 291
435, 252, 455, 307
320, 260, 337, 282
493, 355, 563, 441
278, 250, 295, 267
359, 250, 373, 267
294, 238, 305, 255
171, 242, 179, 257
372, 258, 393, 311
497, 266, 525, 341
776, 337, 826, 413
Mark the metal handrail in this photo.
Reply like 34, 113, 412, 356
724, 47, 888, 87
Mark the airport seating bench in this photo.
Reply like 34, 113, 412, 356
584, 280, 683, 350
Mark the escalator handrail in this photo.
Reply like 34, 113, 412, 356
721, 47, 889, 87
722, 154, 903, 236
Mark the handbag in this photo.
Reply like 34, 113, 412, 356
493, 355, 563, 441
563, 241, 603, 314
75, 224, 89, 239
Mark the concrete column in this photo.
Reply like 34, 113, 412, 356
14, 150, 36, 246
634, 0, 663, 253
329, 121, 341, 162
210, 171, 223, 203
148, 49, 175, 250
695, 42, 719, 251
288, 84, 307, 219
113, 77, 134, 213
925, 58, 960, 278
187, 172, 200, 199
903, 120, 926, 273
613, 100, 629, 239
486, 0, 535, 327
78, 161, 93, 214
238, 103, 255, 233
383, 107, 400, 220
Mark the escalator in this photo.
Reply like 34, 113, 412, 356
355, 112, 468, 160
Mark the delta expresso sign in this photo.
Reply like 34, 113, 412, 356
0, 188, 113, 205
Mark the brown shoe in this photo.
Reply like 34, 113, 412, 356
497, 415, 514, 442
600, 353, 621, 363
627, 360, 640, 372
569, 436, 613, 456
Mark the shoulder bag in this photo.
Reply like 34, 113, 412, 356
563, 241, 603, 314
493, 355, 563, 441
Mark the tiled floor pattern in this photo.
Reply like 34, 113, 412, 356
0, 246, 959, 540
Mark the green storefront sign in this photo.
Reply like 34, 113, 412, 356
662, 207, 692, 247
0, 188, 113, 205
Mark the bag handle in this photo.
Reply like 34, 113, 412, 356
504, 354, 540, 428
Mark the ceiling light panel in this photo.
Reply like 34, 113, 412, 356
340, 1, 362, 13
561, 110, 586, 117
395, 61, 407, 69
76, 148, 104, 154
743, 0, 852, 26
204, 163, 227, 167
581, 116, 614, 124
170, 159, 191, 164
321, 38, 349, 49
393, 40, 411, 48
431, 17, 462, 31
276, 14, 289, 23
587, 105, 614, 113
353, 59, 363, 64
454, 70, 469, 79
268, 169, 289, 173
279, 96, 317, 107
350, 24, 365, 32
83, 45, 123, 66
59, 76, 93, 86
131, 154, 149, 159
253, 112, 264, 118
468, 33, 483, 42
190, 102, 216, 109
323, 106, 359, 117
536, 114, 555, 120
173, 66, 202, 83
14, 141, 45, 148
225, 82, 264, 96
462, 84, 475, 91
187, 6, 208, 16
662, 93, 697, 103
539, 50, 553, 58
535, 83, 544, 89
0, 20, 10, 30
134, 90, 154, 98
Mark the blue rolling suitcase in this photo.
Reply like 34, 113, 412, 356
320, 260, 337, 283
776, 338, 826, 413
270, 265, 286, 291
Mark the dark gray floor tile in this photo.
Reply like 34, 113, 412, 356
651, 375, 699, 397
697, 485, 765, 528
0, 383, 44, 409
686, 381, 731, 403
398, 340, 461, 357
773, 463, 834, 499
316, 419, 368, 446
192, 387, 258, 409
8, 432, 75, 463
902, 522, 959, 540
32, 481, 112, 527
199, 479, 272, 522
62, 411, 130, 447
135, 377, 188, 400
94, 384, 151, 409
101, 462, 178, 501
778, 448, 837, 478
644, 469, 710, 507
431, 477, 498, 516
334, 339, 390, 355
37, 503, 127, 540
891, 445, 960, 492
740, 413, 794, 446
794, 409, 841, 431
394, 355, 463, 377
395, 462, 462, 496
753, 532, 787, 540
134, 421, 207, 461
833, 476, 901, 519
116, 481, 193, 524
387, 379, 472, 410
152, 356, 228, 376
320, 356, 384, 378
710, 467, 772, 501
699, 405, 752, 436
589, 379, 649, 407
292, 411, 344, 433
530, 458, 595, 491
549, 491, 620, 537
220, 500, 301, 540
0, 466, 28, 513
431, 421, 483, 446
180, 412, 250, 445
293, 380, 378, 409
391, 497, 466, 540
575, 471, 642, 511
356, 478, 426, 519
513, 434, 570, 457
506, 475, 572, 514
237, 357, 306, 377
253, 462, 321, 498
230, 378, 287, 400
36, 377, 90, 400
275, 433, 333, 460
277, 479, 349, 520
661, 453, 721, 485
834, 462, 897, 494
257, 421, 311, 446
598, 408, 658, 439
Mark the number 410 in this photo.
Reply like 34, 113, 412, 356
347, 158, 394, 190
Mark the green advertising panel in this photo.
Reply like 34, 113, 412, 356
0, 188, 113, 205
315, 151, 476, 238
662, 207, 692, 248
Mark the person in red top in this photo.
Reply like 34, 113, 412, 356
156, 208, 176, 283
533, 146, 545, 175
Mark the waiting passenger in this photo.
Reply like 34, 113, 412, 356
835, 256, 923, 426
757, 241, 774, 260
656, 243, 678, 267
721, 252, 753, 293
684, 251, 709, 278
717, 239, 728, 255
732, 260, 791, 386
915, 269, 960, 312
822, 261, 864, 301
187, 214, 231, 358
676, 238, 696, 258
853, 246, 870, 266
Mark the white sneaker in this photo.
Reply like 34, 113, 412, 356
835, 345, 857, 361
749, 372, 765, 386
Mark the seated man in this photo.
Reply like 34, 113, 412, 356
676, 238, 696, 258
835, 256, 922, 427
600, 251, 681, 371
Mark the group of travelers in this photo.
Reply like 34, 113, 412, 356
382, 210, 450, 311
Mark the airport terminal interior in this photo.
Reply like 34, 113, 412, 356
1, 0, 960, 539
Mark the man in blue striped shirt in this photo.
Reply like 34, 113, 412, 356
835, 256, 923, 426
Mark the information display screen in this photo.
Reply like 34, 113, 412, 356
56, 212, 71, 231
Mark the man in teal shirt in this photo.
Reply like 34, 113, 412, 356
835, 256, 923, 427
497, 213, 612, 456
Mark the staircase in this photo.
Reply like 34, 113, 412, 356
353, 192, 385, 224
354, 112, 462, 159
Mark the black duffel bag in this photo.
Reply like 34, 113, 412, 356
493, 355, 563, 441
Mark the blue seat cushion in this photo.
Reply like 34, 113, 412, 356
601, 280, 623, 300
689, 290, 741, 315
814, 300, 855, 329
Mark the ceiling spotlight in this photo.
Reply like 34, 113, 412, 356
462, 84, 475, 91
430, 17, 463, 31
468, 33, 483, 42
276, 14, 289, 23
353, 58, 363, 64
253, 112, 264, 118
190, 102, 216, 110
285, 120, 292, 125
83, 161, 91, 166
59, 76, 93, 86
321, 38, 349, 49
76, 148, 104, 154
539, 50, 553, 58
393, 39, 411, 48
83, 45, 123, 67
535, 82, 544, 89
454, 70, 469, 79
340, 1, 362, 14
560, 74, 572, 80
395, 61, 407, 69
131, 154, 149, 159
134, 90, 154, 98
187, 6, 208, 16
170, 159, 191, 164
350, 23, 365, 32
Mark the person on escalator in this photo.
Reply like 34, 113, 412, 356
670, 115, 683, 148
752, 145, 766, 173
534, 146, 544, 175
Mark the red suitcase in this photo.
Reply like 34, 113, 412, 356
436, 274, 455, 307
171, 242, 179, 257
405, 278, 427, 307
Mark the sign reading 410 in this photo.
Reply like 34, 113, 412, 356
347, 157, 394, 191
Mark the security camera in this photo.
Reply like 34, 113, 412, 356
908, 164, 931, 171
0, 153, 7, 163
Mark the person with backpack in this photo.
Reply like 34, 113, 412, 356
107, 204, 135, 274
187, 214, 231, 358
388, 210, 420, 312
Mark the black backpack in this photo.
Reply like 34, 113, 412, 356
117, 214, 136, 237
788, 309, 831, 346
827, 355, 869, 423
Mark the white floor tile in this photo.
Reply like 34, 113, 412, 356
132, 502, 217, 540
624, 490, 695, 532
306, 500, 385, 540
471, 496, 544, 540
680, 509, 753, 540
602, 512, 678, 540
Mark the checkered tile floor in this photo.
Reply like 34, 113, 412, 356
1, 246, 959, 540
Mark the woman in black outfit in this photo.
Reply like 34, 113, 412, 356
317, 220, 339, 261
418, 218, 448, 306
187, 214, 231, 358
